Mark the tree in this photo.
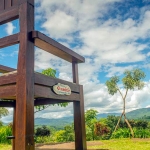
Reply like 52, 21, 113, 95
106, 69, 146, 137
0, 107, 9, 118
35, 68, 68, 113
0, 107, 9, 126
85, 109, 98, 140
35, 125, 50, 137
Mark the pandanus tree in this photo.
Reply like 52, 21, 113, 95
106, 69, 146, 137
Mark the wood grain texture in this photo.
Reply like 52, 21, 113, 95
32, 31, 85, 63
0, 6, 19, 25
0, 64, 15, 73
5, 0, 12, 9
19, 0, 34, 5
35, 85, 80, 101
0, 33, 19, 48
13, 107, 16, 150
0, 84, 16, 99
0, 71, 17, 86
15, 1, 34, 150
12, 0, 18, 6
35, 72, 80, 93
72, 62, 87, 150
0, 0, 5, 11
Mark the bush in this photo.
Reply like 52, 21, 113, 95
0, 126, 12, 144
35, 125, 50, 137
111, 128, 131, 139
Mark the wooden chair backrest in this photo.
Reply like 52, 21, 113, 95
0, 0, 18, 11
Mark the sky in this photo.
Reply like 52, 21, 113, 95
1, 0, 150, 122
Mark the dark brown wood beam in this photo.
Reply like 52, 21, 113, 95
34, 98, 72, 106
0, 33, 20, 49
0, 71, 17, 86
32, 31, 85, 63
15, 1, 35, 149
0, 6, 19, 25
35, 72, 80, 93
0, 84, 16, 99
0, 65, 16, 73
0, 101, 15, 107
35, 85, 80, 101
72, 62, 87, 150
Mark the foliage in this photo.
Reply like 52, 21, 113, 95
41, 68, 56, 78
105, 69, 146, 137
0, 108, 9, 118
35, 125, 50, 137
95, 122, 110, 139
85, 109, 98, 140
0, 126, 12, 144
53, 124, 74, 142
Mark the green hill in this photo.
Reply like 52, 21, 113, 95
126, 107, 150, 119
33, 108, 150, 128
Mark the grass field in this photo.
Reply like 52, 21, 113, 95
0, 144, 11, 150
88, 138, 150, 150
1, 138, 150, 150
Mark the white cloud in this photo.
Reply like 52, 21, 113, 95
5, 22, 16, 35
2, 1, 150, 122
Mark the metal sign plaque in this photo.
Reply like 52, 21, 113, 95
53, 83, 71, 95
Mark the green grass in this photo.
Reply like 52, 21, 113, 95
0, 144, 11, 150
1, 138, 150, 150
88, 138, 150, 150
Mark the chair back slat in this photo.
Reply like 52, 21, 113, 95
5, 0, 12, 9
0, 0, 18, 11
0, 0, 5, 11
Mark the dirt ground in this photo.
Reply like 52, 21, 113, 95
35, 141, 103, 150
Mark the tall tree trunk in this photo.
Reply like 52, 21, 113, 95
114, 113, 123, 132
124, 114, 134, 137
113, 88, 134, 137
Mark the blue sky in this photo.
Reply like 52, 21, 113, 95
1, 0, 150, 122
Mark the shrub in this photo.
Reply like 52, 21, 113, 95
0, 126, 12, 144
35, 125, 50, 137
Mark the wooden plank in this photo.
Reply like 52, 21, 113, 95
0, 84, 16, 99
19, 0, 34, 5
32, 31, 85, 63
0, 33, 19, 48
34, 98, 72, 106
0, 6, 19, 25
15, 1, 34, 150
35, 85, 80, 101
12, 0, 18, 6
13, 107, 16, 150
0, 101, 15, 107
5, 0, 12, 9
0, 0, 5, 11
0, 65, 15, 73
35, 72, 80, 93
0, 71, 17, 86
72, 62, 87, 150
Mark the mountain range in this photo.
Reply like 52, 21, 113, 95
35, 107, 150, 128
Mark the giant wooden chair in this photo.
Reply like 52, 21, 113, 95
0, 0, 87, 149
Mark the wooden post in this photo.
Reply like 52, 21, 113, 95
15, 0, 35, 150
12, 107, 16, 150
72, 61, 87, 150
